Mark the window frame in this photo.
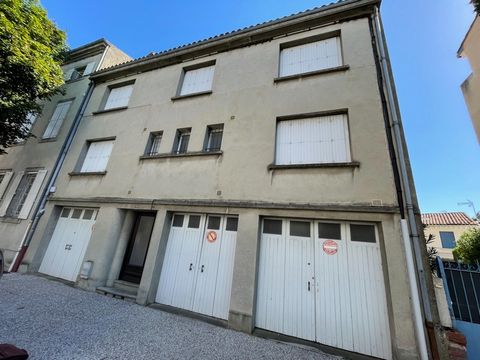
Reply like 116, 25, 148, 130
203, 124, 224, 152
100, 80, 135, 112
75, 137, 116, 174
172, 128, 192, 155
144, 131, 163, 156
174, 60, 216, 98
439, 231, 456, 249
41, 99, 74, 140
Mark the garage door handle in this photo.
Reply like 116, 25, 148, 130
201, 265, 204, 273
189, 263, 193, 271
308, 281, 311, 291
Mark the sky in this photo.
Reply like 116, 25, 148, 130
41, 0, 480, 217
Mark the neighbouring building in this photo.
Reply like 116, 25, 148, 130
18, 1, 442, 359
458, 15, 480, 143
0, 40, 131, 269
422, 212, 479, 259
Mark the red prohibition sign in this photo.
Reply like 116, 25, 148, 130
207, 231, 217, 243
322, 240, 338, 255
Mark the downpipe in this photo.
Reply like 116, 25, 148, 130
372, 7, 429, 360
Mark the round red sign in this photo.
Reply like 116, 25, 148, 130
322, 240, 338, 255
207, 231, 217, 243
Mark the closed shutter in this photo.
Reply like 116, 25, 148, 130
42, 101, 73, 139
180, 65, 215, 96
81, 140, 114, 172
279, 37, 342, 77
83, 62, 96, 75
104, 85, 133, 110
18, 169, 47, 219
0, 171, 14, 201
276, 114, 351, 165
0, 171, 23, 217
63, 68, 74, 81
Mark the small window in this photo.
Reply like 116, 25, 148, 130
104, 83, 134, 110
188, 215, 201, 229
204, 124, 223, 152
172, 214, 184, 227
145, 132, 163, 156
173, 128, 191, 154
226, 217, 238, 232
318, 223, 341, 240
350, 224, 376, 243
440, 231, 456, 249
207, 216, 221, 230
70, 66, 86, 81
179, 64, 215, 96
71, 209, 82, 219
5, 172, 37, 218
276, 114, 350, 165
80, 140, 114, 173
279, 36, 342, 77
60, 208, 71, 218
263, 219, 282, 235
83, 209, 94, 220
290, 221, 311, 237
42, 101, 73, 139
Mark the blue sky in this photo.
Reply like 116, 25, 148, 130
41, 0, 480, 217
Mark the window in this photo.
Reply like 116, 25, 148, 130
71, 66, 87, 81
204, 124, 223, 152
145, 132, 163, 156
5, 172, 36, 218
279, 36, 342, 77
24, 112, 37, 133
290, 221, 311, 237
42, 101, 73, 139
0, 172, 12, 201
226, 217, 238, 232
80, 140, 114, 173
172, 214, 184, 227
173, 128, 191, 154
104, 84, 134, 110
440, 232, 456, 249
179, 64, 215, 96
318, 223, 341, 240
64, 62, 96, 81
263, 219, 282, 235
207, 216, 221, 230
275, 114, 351, 165
350, 224, 376, 243
188, 215, 201, 228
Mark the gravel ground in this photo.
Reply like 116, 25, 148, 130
0, 273, 339, 360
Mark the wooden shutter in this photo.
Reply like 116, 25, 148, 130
0, 171, 14, 201
180, 65, 215, 96
81, 140, 114, 172
0, 171, 23, 217
83, 62, 96, 75
63, 68, 74, 81
42, 101, 73, 139
275, 114, 350, 165
279, 37, 342, 77
104, 85, 134, 110
18, 170, 47, 219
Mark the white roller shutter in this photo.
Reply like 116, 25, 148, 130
0, 171, 23, 217
0, 171, 14, 201
18, 169, 47, 219
104, 85, 133, 110
179, 65, 215, 96
42, 101, 73, 139
83, 62, 96, 75
80, 140, 114, 172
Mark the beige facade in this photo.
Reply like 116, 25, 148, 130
424, 223, 479, 259
458, 16, 480, 143
18, 1, 435, 359
0, 40, 131, 268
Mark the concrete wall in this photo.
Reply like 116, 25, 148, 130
424, 224, 479, 259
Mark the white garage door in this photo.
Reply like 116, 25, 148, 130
156, 213, 238, 320
39, 208, 97, 282
256, 218, 391, 359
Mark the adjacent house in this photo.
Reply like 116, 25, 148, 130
458, 15, 480, 143
16, 1, 440, 359
422, 211, 479, 259
0, 40, 131, 269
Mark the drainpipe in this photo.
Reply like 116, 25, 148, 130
371, 6, 430, 360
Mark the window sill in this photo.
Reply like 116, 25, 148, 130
268, 161, 360, 170
273, 65, 350, 83
69, 171, 107, 177
92, 106, 128, 115
139, 150, 223, 160
171, 91, 212, 101
0, 217, 22, 224
38, 137, 57, 143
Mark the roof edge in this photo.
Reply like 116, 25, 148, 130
457, 15, 478, 57
64, 38, 111, 65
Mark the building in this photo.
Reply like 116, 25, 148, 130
18, 1, 440, 359
458, 16, 480, 143
422, 212, 479, 259
0, 40, 131, 269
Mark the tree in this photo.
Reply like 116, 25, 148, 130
426, 234, 438, 275
453, 228, 480, 263
0, 0, 67, 153
472, 0, 480, 15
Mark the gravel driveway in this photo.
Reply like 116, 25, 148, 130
0, 273, 338, 359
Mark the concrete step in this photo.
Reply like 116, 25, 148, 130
96, 286, 137, 302
113, 280, 139, 293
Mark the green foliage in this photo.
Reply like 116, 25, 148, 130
0, 0, 68, 152
426, 234, 438, 276
452, 228, 480, 263
473, 0, 480, 15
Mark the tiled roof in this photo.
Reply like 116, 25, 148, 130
91, 0, 363, 75
421, 212, 478, 226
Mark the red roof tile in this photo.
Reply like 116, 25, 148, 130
421, 212, 478, 226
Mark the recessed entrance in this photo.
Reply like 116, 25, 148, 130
119, 212, 156, 284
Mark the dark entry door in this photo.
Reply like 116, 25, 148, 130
119, 212, 156, 284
